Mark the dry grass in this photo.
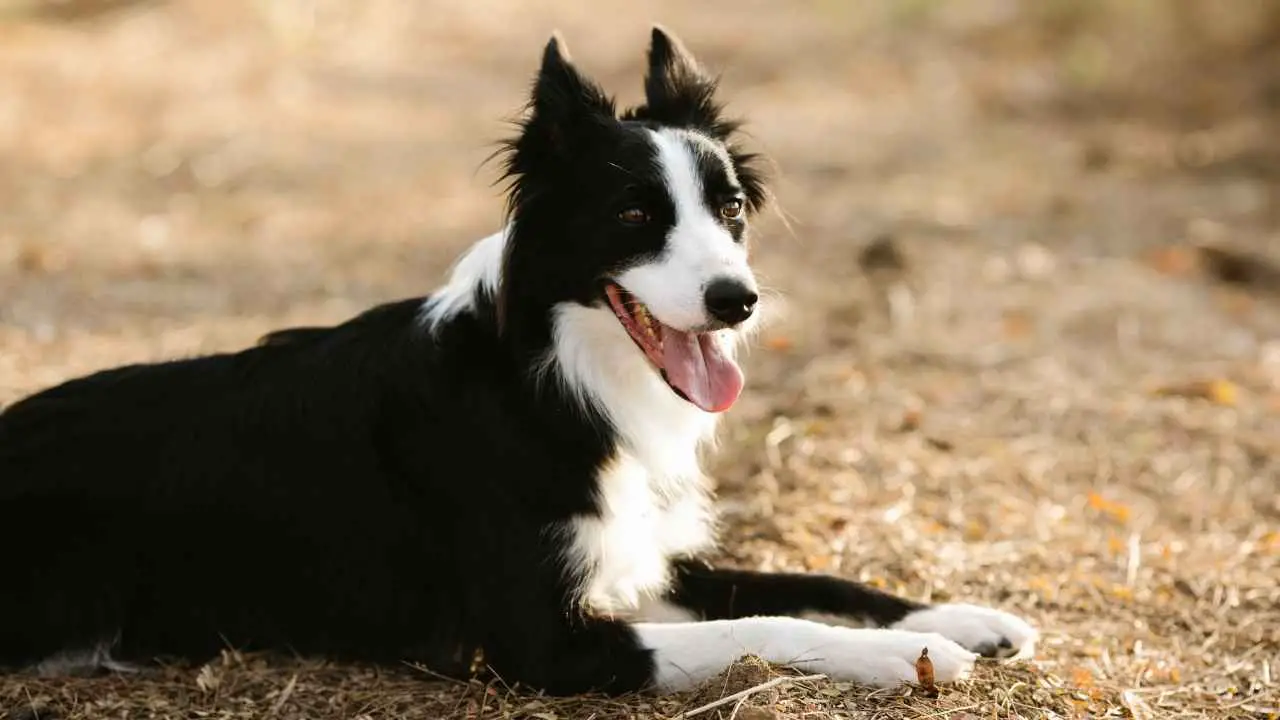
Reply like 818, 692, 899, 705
2, 1, 1279, 718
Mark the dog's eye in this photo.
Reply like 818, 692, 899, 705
719, 198, 744, 221
618, 207, 650, 225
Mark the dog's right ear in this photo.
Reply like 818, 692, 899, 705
526, 33, 615, 148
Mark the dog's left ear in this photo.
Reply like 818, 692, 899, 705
632, 26, 769, 212
639, 25, 724, 135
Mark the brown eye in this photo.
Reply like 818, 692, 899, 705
618, 207, 649, 225
719, 198, 744, 220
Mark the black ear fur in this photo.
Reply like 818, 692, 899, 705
527, 33, 617, 149
625, 26, 768, 211
493, 33, 620, 335
638, 25, 724, 132
495, 32, 619, 223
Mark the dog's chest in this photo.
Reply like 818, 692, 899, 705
563, 454, 714, 613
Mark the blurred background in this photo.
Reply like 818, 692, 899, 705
1, 1, 1278, 717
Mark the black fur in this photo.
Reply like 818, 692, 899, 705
622, 27, 767, 212
0, 28, 937, 695
668, 560, 923, 624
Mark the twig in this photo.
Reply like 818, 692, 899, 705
677, 673, 827, 719
1120, 688, 1156, 720
914, 704, 980, 719
268, 674, 298, 717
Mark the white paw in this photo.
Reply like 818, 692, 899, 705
892, 603, 1038, 659
803, 627, 977, 688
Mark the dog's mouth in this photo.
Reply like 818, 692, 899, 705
603, 282, 744, 413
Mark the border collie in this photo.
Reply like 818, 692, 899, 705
0, 28, 1036, 695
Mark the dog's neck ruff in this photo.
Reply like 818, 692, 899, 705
421, 229, 726, 611
421, 227, 726, 485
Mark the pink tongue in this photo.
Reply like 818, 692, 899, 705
660, 326, 744, 413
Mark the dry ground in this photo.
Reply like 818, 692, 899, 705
2, 1, 1279, 718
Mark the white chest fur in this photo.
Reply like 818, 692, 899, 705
418, 231, 733, 614
563, 453, 716, 613
546, 300, 727, 613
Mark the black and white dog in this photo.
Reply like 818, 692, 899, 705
0, 28, 1036, 695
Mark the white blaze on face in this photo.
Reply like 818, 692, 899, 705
614, 128, 755, 331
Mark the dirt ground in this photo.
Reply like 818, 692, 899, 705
2, 1, 1279, 718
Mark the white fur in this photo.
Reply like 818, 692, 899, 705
545, 302, 721, 483
799, 610, 877, 628
559, 454, 716, 613
892, 603, 1039, 659
419, 228, 507, 329
546, 302, 722, 610
634, 617, 977, 692
615, 128, 756, 332
416, 233, 730, 614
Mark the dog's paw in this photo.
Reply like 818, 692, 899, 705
891, 603, 1038, 659
813, 628, 977, 688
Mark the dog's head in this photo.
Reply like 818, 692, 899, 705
499, 27, 768, 414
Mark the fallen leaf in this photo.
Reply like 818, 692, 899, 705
804, 554, 832, 571
1002, 309, 1034, 339
964, 521, 988, 541
763, 335, 794, 352
897, 407, 922, 432
1152, 378, 1238, 406
1070, 666, 1095, 688
1143, 245, 1197, 277
1088, 492, 1132, 524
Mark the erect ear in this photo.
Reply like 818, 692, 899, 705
639, 25, 724, 134
634, 26, 770, 212
527, 33, 616, 147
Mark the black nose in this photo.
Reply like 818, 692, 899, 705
704, 277, 759, 326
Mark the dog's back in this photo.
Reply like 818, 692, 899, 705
0, 297, 570, 674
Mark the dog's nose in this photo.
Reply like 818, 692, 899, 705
704, 277, 759, 326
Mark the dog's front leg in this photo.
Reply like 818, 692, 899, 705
633, 615, 978, 692
658, 559, 1037, 660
